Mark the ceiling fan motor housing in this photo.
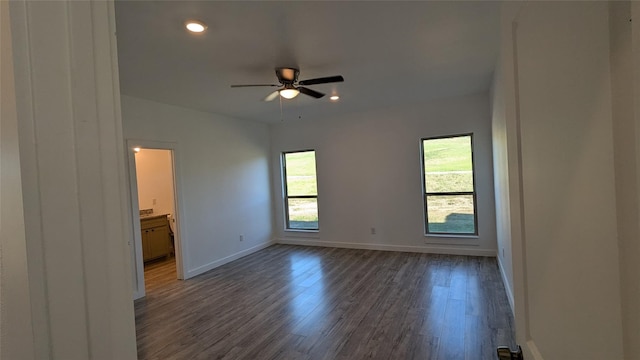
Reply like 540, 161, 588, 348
276, 67, 299, 84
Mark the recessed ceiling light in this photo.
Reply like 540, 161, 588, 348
185, 20, 207, 33
330, 95, 340, 101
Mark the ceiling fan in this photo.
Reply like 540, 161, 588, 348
231, 67, 344, 101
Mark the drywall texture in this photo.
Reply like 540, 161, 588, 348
514, 2, 623, 358
135, 149, 175, 218
270, 93, 497, 256
122, 95, 273, 277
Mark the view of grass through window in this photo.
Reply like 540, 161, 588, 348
283, 151, 318, 230
422, 135, 476, 234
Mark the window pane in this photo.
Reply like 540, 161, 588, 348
288, 198, 318, 230
426, 194, 475, 234
285, 151, 317, 196
423, 136, 473, 193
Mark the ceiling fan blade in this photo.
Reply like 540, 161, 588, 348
298, 75, 344, 86
230, 84, 279, 88
263, 90, 280, 102
298, 86, 325, 99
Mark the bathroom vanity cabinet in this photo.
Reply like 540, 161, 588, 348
140, 215, 171, 262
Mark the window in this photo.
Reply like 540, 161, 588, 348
421, 134, 477, 235
282, 150, 319, 230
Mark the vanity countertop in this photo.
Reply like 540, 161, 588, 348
140, 213, 169, 221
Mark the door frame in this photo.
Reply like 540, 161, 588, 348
126, 139, 187, 299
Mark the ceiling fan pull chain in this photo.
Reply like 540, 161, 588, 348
279, 93, 284, 121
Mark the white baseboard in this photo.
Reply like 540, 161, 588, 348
276, 238, 497, 257
497, 256, 515, 314
523, 340, 544, 360
133, 289, 145, 300
185, 241, 275, 279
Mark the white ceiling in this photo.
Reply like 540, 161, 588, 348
115, 1, 500, 123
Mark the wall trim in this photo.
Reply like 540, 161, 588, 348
276, 238, 497, 257
498, 256, 515, 314
185, 241, 275, 279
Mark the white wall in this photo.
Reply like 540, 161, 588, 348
490, 1, 528, 321
503, 2, 624, 359
135, 149, 175, 217
490, 3, 534, 356
8, 1, 138, 358
122, 95, 273, 278
491, 51, 514, 309
270, 93, 497, 256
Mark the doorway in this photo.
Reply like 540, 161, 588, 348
127, 141, 185, 299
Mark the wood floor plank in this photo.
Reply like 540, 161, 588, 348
136, 245, 515, 359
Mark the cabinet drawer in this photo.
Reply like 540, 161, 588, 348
141, 216, 168, 230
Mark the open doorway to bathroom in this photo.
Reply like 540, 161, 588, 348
135, 148, 178, 292
128, 142, 184, 299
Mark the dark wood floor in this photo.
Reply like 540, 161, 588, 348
135, 245, 515, 360
143, 255, 177, 293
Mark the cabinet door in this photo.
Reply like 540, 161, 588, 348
142, 230, 153, 261
148, 226, 170, 259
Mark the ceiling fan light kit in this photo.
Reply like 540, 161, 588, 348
231, 67, 344, 102
279, 88, 300, 99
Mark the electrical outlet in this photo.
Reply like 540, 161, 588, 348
152, 198, 157, 205
371, 227, 376, 235
239, 234, 244, 241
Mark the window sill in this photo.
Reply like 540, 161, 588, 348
424, 234, 479, 246
284, 229, 319, 233
425, 233, 478, 239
